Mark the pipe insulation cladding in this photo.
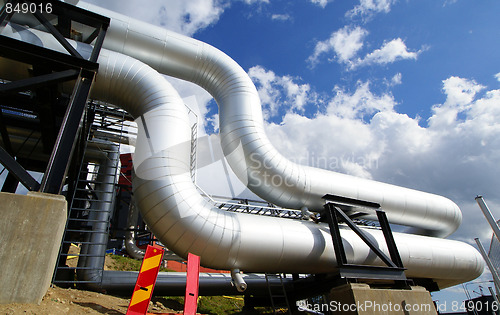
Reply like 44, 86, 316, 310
0, 8, 483, 288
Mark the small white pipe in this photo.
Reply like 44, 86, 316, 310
231, 269, 247, 293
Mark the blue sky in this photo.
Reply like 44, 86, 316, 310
78, 0, 500, 310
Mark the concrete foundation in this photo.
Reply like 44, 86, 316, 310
325, 283, 437, 315
0, 192, 67, 304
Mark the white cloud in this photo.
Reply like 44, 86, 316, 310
83, 0, 229, 36
309, 0, 332, 8
428, 76, 485, 128
327, 81, 396, 119
308, 28, 421, 70
443, 0, 458, 6
271, 13, 291, 21
243, 0, 269, 4
307, 26, 368, 68
495, 72, 500, 82
353, 38, 421, 68
248, 66, 316, 118
388, 73, 402, 86
347, 0, 398, 19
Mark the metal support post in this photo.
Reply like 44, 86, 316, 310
474, 238, 500, 300
0, 145, 40, 191
40, 73, 94, 194
325, 203, 348, 266
476, 196, 500, 243
376, 209, 404, 268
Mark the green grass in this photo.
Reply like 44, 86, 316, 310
152, 295, 247, 314
106, 254, 174, 272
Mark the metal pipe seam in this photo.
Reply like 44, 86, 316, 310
0, 23, 484, 288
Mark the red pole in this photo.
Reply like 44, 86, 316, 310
183, 253, 201, 315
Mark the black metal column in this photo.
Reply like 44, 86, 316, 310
40, 72, 94, 194
0, 145, 40, 191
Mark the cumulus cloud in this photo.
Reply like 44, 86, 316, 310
83, 0, 228, 36
307, 26, 368, 68
248, 65, 316, 119
262, 74, 500, 246
307, 27, 421, 70
309, 0, 332, 8
271, 13, 291, 21
353, 38, 421, 68
327, 81, 396, 119
428, 76, 485, 128
389, 73, 402, 86
347, 0, 398, 19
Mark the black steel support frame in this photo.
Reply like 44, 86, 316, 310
0, 145, 40, 191
323, 194, 407, 282
0, 0, 110, 194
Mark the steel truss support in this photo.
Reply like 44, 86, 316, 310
0, 145, 40, 191
0, 0, 109, 194
323, 194, 408, 284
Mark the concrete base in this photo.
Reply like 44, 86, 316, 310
0, 192, 67, 304
325, 283, 437, 314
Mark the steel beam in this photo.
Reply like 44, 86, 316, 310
40, 73, 94, 194
0, 69, 79, 94
32, 10, 83, 59
0, 145, 40, 191
323, 199, 407, 282
476, 195, 500, 243
0, 35, 99, 72
376, 209, 404, 268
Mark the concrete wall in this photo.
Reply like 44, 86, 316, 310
326, 283, 437, 315
0, 192, 67, 304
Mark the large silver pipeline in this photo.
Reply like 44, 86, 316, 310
70, 2, 460, 238
0, 23, 483, 288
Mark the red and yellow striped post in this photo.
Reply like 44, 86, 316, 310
126, 245, 165, 315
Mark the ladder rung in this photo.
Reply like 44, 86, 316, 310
68, 218, 110, 223
54, 280, 101, 284
75, 189, 115, 194
56, 266, 104, 271
64, 229, 107, 233
62, 241, 107, 245
60, 254, 105, 257
72, 198, 113, 203
70, 208, 113, 213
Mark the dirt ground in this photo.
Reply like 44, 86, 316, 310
0, 285, 180, 315
0, 248, 179, 315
